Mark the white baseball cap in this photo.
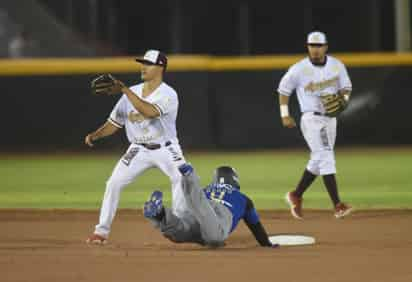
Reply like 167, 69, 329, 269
136, 49, 168, 68
307, 31, 327, 45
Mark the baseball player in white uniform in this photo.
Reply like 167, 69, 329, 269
277, 31, 353, 219
85, 50, 187, 244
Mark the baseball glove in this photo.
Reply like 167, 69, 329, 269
91, 74, 122, 95
320, 94, 348, 117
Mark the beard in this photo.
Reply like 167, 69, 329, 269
310, 54, 326, 63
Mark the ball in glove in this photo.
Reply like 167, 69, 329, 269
91, 74, 122, 96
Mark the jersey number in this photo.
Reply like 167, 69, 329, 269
210, 191, 226, 201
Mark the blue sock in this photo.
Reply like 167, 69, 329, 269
178, 163, 193, 175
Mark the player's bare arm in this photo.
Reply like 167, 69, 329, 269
278, 94, 296, 128
117, 81, 160, 118
112, 60, 165, 119
85, 121, 119, 147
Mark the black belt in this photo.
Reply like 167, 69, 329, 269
137, 141, 171, 150
313, 112, 325, 116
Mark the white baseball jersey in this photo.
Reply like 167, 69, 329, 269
278, 56, 352, 114
108, 82, 179, 144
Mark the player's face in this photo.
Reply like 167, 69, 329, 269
140, 63, 163, 81
307, 44, 328, 63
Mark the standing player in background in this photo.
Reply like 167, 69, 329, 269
143, 164, 277, 248
277, 31, 353, 219
85, 50, 187, 244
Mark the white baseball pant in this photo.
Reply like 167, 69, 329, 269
94, 142, 187, 237
300, 112, 337, 176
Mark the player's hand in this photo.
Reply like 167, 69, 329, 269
114, 79, 126, 91
281, 116, 296, 128
85, 134, 95, 147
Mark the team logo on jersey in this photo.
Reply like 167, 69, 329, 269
304, 81, 316, 92
304, 76, 338, 92
128, 111, 145, 123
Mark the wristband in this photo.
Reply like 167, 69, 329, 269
280, 105, 289, 117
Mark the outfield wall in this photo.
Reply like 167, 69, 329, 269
1, 54, 411, 150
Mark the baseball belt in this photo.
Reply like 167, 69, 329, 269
136, 141, 172, 150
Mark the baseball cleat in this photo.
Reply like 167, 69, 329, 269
334, 202, 353, 219
285, 191, 303, 220
143, 190, 163, 218
86, 233, 108, 245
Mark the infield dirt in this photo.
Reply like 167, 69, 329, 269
1, 209, 411, 282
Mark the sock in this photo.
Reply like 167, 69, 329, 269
322, 174, 341, 206
295, 169, 317, 197
178, 163, 193, 175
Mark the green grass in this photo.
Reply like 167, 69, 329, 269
1, 148, 411, 209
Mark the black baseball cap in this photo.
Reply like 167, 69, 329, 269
135, 49, 168, 69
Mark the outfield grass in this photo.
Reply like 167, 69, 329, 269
1, 148, 411, 209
